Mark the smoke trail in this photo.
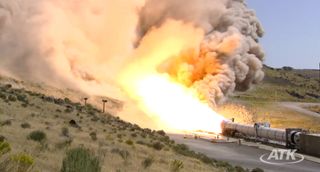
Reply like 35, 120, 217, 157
137, 0, 265, 106
0, 0, 264, 108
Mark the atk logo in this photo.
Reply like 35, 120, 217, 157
260, 149, 304, 165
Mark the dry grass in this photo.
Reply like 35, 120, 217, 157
0, 78, 233, 172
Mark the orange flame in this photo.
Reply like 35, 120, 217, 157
118, 20, 225, 133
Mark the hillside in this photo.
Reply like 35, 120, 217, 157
224, 65, 320, 133
0, 75, 259, 172
233, 65, 319, 102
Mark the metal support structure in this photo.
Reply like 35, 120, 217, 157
102, 99, 108, 113
84, 97, 88, 105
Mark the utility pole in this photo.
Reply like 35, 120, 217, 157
102, 99, 108, 113
84, 97, 88, 105
318, 62, 320, 92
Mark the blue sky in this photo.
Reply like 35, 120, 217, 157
246, 0, 320, 69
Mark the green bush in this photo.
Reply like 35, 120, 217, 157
9, 153, 35, 172
27, 130, 46, 142
61, 147, 101, 172
0, 141, 11, 157
170, 160, 184, 172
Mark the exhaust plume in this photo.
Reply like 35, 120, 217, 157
0, 0, 264, 127
137, 0, 265, 106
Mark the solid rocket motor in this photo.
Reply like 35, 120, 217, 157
221, 120, 302, 149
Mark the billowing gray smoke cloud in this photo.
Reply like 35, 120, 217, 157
137, 0, 265, 106
0, 0, 264, 107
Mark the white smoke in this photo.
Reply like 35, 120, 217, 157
0, 0, 264, 107
0, 0, 144, 98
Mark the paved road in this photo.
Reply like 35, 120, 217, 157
279, 102, 320, 117
169, 134, 320, 172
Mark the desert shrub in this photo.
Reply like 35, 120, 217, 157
172, 144, 215, 165
119, 150, 129, 161
131, 133, 137, 138
21, 123, 31, 129
27, 130, 46, 142
4, 84, 12, 89
54, 98, 64, 105
136, 140, 146, 145
0, 135, 5, 142
286, 90, 304, 99
125, 140, 134, 145
172, 144, 190, 156
91, 116, 99, 122
61, 147, 101, 172
64, 98, 72, 104
8, 153, 35, 172
1, 120, 12, 126
43, 96, 54, 102
152, 142, 164, 151
8, 95, 16, 102
170, 160, 184, 172
140, 133, 147, 138
17, 94, 28, 103
88, 110, 95, 116
21, 103, 28, 108
282, 66, 293, 71
111, 148, 130, 161
156, 130, 166, 136
65, 107, 73, 113
234, 166, 246, 172
216, 161, 233, 170
0, 141, 11, 157
159, 135, 171, 143
62, 127, 69, 137
197, 153, 213, 164
141, 157, 154, 169
89, 132, 97, 141
0, 93, 6, 99
251, 168, 264, 172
